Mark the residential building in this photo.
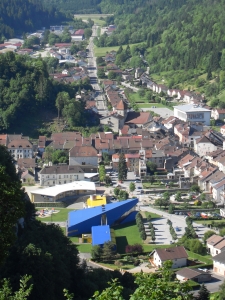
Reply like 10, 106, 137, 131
69, 145, 100, 166
100, 114, 124, 132
207, 235, 225, 256
221, 125, 225, 136
71, 29, 85, 41
8, 137, 33, 160
174, 104, 211, 125
150, 246, 188, 269
176, 268, 211, 283
211, 109, 225, 120
112, 153, 139, 173
194, 136, 217, 157
213, 251, 225, 276
39, 165, 85, 186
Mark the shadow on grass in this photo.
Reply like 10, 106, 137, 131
116, 236, 128, 254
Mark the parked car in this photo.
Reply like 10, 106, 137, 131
175, 227, 181, 231
135, 179, 141, 183
175, 212, 179, 215
179, 212, 183, 215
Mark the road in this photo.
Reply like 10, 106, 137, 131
87, 25, 108, 116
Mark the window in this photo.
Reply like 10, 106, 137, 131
64, 181, 66, 184
53, 181, 55, 184
59, 181, 61, 184
82, 162, 86, 165
59, 175, 61, 179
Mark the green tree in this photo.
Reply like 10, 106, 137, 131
190, 185, 201, 193
0, 275, 33, 300
114, 187, 120, 197
105, 176, 112, 185
219, 228, 225, 237
146, 161, 157, 174
218, 280, 225, 300
55, 92, 70, 119
0, 146, 25, 266
175, 191, 182, 202
51, 150, 68, 164
102, 241, 116, 261
138, 89, 145, 97
168, 204, 175, 214
129, 182, 136, 193
197, 284, 210, 300
140, 231, 147, 241
91, 245, 103, 261
203, 230, 216, 243
118, 190, 129, 201
44, 146, 54, 164
84, 28, 92, 39
99, 165, 106, 182
118, 153, 127, 182
97, 69, 105, 78
91, 263, 192, 300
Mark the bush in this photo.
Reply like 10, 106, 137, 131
133, 259, 140, 266
114, 260, 123, 267
125, 244, 144, 254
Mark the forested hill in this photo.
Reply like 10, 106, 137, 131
0, 0, 66, 40
42, 0, 101, 14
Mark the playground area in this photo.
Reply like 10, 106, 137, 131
36, 208, 60, 218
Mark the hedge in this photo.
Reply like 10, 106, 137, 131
34, 202, 67, 208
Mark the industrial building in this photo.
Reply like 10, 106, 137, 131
29, 181, 96, 203
67, 198, 138, 237
174, 104, 211, 125
91, 225, 116, 247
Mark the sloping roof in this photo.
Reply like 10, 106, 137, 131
207, 234, 224, 246
214, 239, 225, 250
214, 179, 225, 190
17, 158, 36, 169
125, 112, 151, 124
213, 251, 225, 263
155, 246, 188, 261
174, 104, 211, 112
116, 99, 128, 110
40, 165, 84, 175
176, 268, 209, 279
30, 181, 96, 197
74, 29, 84, 35
8, 138, 32, 148
70, 145, 98, 157
195, 136, 211, 144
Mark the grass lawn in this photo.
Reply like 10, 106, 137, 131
99, 262, 135, 270
186, 250, 213, 264
76, 244, 92, 253
195, 219, 225, 225
210, 292, 220, 299
143, 211, 161, 220
94, 43, 141, 57
143, 182, 165, 189
212, 126, 221, 132
36, 208, 74, 222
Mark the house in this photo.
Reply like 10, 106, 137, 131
69, 145, 100, 166
174, 104, 211, 125
211, 109, 225, 120
194, 135, 217, 157
176, 268, 211, 283
39, 165, 85, 186
213, 251, 225, 276
8, 137, 33, 160
71, 29, 85, 41
207, 235, 225, 256
112, 153, 139, 173
212, 179, 225, 203
100, 114, 124, 132
17, 158, 36, 174
38, 136, 46, 153
221, 125, 225, 136
125, 112, 152, 128
150, 246, 188, 269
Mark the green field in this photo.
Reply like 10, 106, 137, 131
186, 250, 213, 264
195, 219, 225, 225
94, 43, 141, 57
37, 208, 74, 222
74, 14, 110, 26
76, 244, 92, 252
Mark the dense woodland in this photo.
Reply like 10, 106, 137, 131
0, 52, 92, 131
42, 0, 101, 14
0, 0, 66, 40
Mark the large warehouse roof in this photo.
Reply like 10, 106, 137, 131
30, 181, 96, 197
174, 104, 211, 113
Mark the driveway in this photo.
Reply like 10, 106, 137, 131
141, 107, 174, 118
193, 272, 224, 294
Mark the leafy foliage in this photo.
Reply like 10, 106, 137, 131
0, 0, 66, 40
118, 153, 127, 182
0, 146, 25, 266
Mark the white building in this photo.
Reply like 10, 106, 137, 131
174, 104, 211, 125
213, 252, 225, 276
30, 181, 96, 203
207, 235, 225, 256
150, 246, 188, 269
8, 138, 33, 160
39, 165, 85, 186
194, 136, 217, 157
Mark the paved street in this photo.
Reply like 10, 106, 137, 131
87, 27, 108, 116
